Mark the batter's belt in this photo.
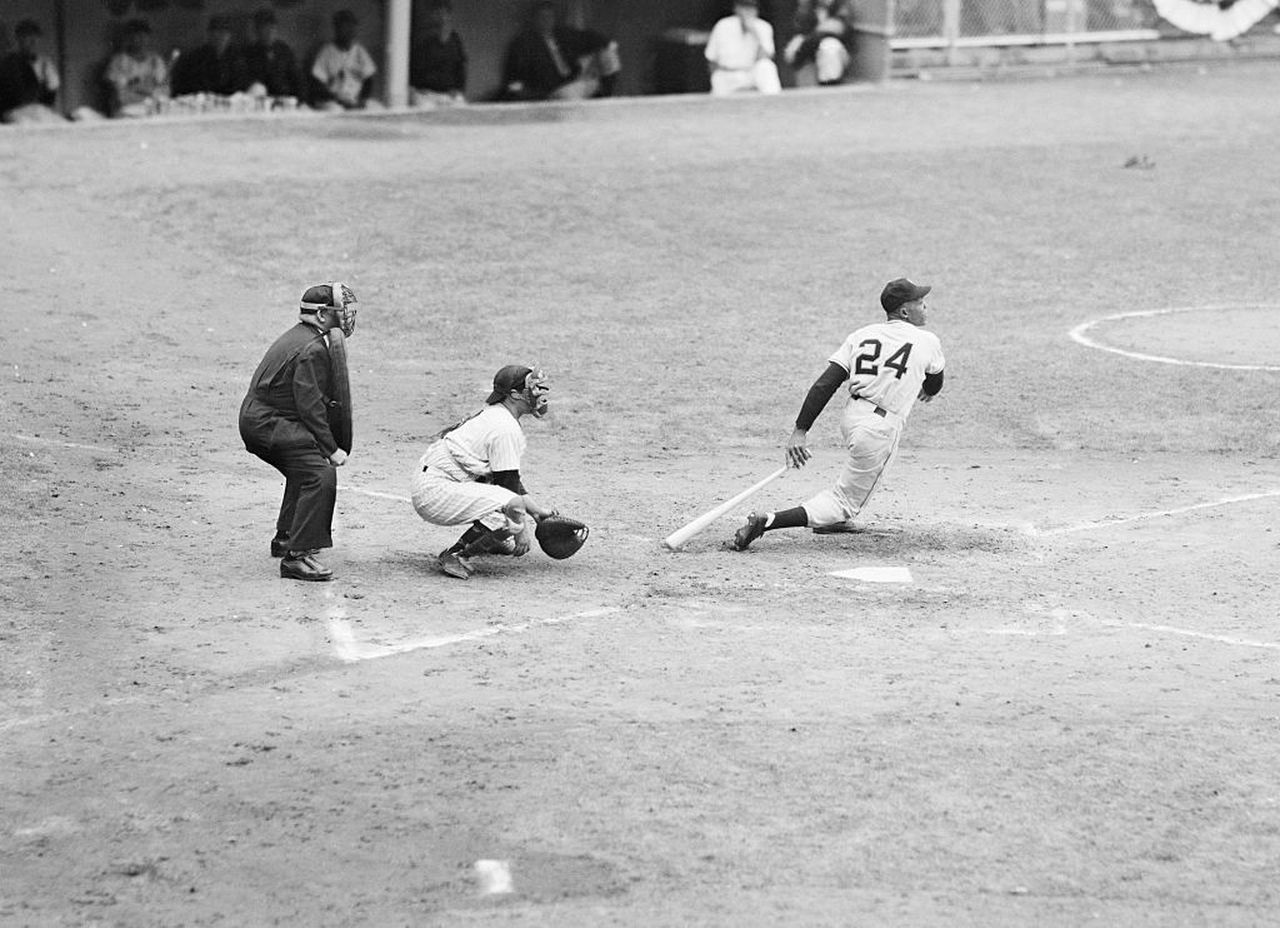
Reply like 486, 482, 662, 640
852, 395, 889, 418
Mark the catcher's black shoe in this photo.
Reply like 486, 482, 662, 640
438, 550, 473, 580
280, 550, 333, 581
733, 512, 767, 551
270, 535, 291, 558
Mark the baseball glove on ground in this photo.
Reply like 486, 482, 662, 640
534, 515, 590, 560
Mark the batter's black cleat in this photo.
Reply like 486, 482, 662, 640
280, 550, 333, 581
270, 535, 291, 558
438, 550, 473, 580
733, 512, 767, 551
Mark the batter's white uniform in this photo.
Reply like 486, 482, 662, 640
803, 319, 945, 526
411, 405, 525, 531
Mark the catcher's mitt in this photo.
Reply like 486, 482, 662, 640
534, 515, 590, 560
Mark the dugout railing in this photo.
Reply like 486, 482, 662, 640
856, 0, 1280, 76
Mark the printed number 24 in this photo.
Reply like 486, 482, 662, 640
855, 339, 913, 379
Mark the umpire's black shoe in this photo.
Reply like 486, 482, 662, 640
732, 512, 767, 551
280, 550, 333, 582
270, 535, 291, 558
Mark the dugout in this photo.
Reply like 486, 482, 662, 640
4, 0, 1275, 118
1, 0, 895, 119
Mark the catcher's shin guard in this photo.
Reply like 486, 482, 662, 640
446, 521, 488, 555
455, 527, 517, 559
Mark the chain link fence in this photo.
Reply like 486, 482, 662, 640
891, 0, 1164, 42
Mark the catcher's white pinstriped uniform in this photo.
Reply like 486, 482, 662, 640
411, 404, 526, 532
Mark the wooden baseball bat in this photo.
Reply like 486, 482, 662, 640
662, 466, 789, 551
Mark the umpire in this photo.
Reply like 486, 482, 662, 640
239, 283, 358, 581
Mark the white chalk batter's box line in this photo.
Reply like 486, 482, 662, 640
1027, 487, 1280, 537
1070, 303, 1280, 371
965, 606, 1280, 651
11, 432, 116, 453
327, 599, 622, 662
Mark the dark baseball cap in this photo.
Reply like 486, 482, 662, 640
880, 278, 931, 312
486, 365, 534, 405
299, 282, 357, 311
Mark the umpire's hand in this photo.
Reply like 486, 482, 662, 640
786, 428, 811, 469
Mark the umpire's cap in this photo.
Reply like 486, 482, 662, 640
486, 365, 534, 404
300, 282, 357, 311
880, 278, 931, 312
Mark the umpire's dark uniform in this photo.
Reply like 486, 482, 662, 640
239, 322, 340, 560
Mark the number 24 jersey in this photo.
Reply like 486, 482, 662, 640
828, 319, 945, 420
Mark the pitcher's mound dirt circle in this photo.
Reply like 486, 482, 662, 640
1071, 304, 1280, 371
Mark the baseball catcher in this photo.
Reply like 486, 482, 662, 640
732, 278, 945, 550
239, 281, 359, 581
411, 365, 584, 579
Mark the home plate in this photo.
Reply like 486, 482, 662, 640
474, 859, 514, 894
829, 566, 913, 583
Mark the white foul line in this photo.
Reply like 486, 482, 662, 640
1030, 488, 1280, 537
328, 606, 621, 662
1069, 303, 1280, 371
342, 485, 411, 503
11, 433, 116, 453
1098, 620, 1280, 651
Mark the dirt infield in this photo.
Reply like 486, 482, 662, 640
3, 63, 1280, 926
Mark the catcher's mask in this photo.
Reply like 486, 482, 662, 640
300, 281, 358, 337
487, 365, 550, 417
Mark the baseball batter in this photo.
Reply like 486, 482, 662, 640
412, 365, 559, 579
733, 278, 945, 550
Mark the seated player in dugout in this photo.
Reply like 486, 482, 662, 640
783, 0, 856, 87
171, 15, 251, 98
0, 19, 63, 124
704, 0, 782, 96
410, 0, 468, 107
310, 9, 379, 111
732, 278, 945, 550
500, 0, 621, 101
412, 366, 560, 580
104, 18, 171, 117
244, 8, 304, 102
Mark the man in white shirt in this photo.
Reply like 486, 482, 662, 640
310, 9, 379, 111
105, 19, 170, 118
704, 0, 782, 96
732, 278, 946, 550
412, 365, 560, 579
